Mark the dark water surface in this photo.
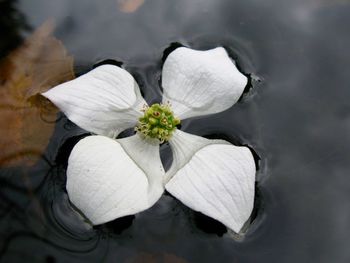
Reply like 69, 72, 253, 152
1, 0, 350, 262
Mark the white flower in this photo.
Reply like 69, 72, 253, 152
43, 47, 256, 233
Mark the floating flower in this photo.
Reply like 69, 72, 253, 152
43, 47, 256, 233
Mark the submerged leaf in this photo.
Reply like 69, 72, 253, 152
0, 20, 74, 167
117, 0, 145, 13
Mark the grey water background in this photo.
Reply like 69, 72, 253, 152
1, 0, 350, 262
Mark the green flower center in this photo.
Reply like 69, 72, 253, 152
135, 103, 180, 143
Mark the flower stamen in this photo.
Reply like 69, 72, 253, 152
135, 103, 180, 143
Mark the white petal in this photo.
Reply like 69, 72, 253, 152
66, 135, 164, 225
162, 47, 247, 119
43, 65, 146, 137
165, 130, 255, 233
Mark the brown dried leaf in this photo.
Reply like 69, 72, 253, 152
0, 20, 75, 167
117, 0, 145, 13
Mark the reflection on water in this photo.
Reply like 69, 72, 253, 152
0, 0, 30, 59
1, 0, 350, 262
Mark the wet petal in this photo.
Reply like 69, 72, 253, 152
165, 130, 255, 233
162, 47, 247, 119
43, 65, 146, 137
67, 135, 164, 225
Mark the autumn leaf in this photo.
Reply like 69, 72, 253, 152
0, 20, 75, 167
117, 0, 145, 13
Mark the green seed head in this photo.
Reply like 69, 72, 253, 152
135, 103, 180, 143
